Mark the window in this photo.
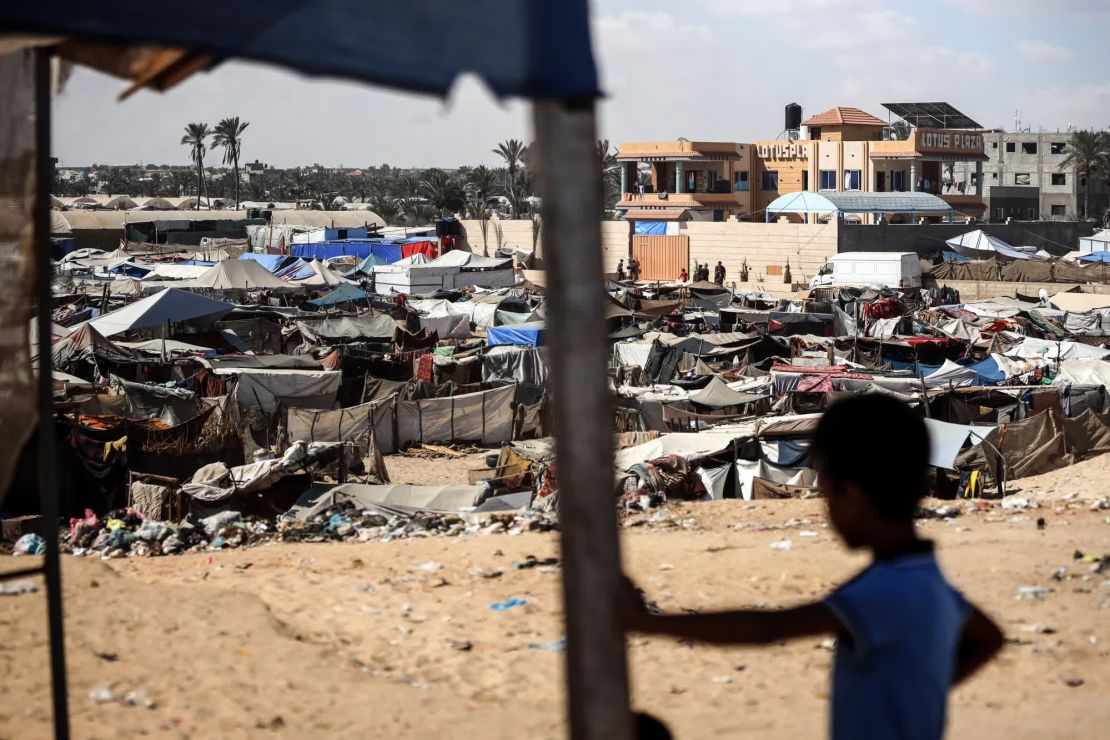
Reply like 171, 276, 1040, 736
992, 172, 998, 179
991, 142, 998, 149
1021, 142, 1037, 154
1051, 204, 1065, 216
819, 170, 837, 190
713, 208, 725, 222
337, 228, 348, 240
1015, 173, 1031, 185
891, 170, 905, 191
844, 169, 861, 190
707, 170, 718, 190
802, 170, 809, 190
1050, 142, 1066, 155
733, 171, 749, 191
686, 170, 697, 192
1026, 207, 1036, 219
971, 173, 979, 185
994, 208, 1004, 220
1005, 142, 1016, 153
1051, 173, 1066, 185
761, 170, 779, 190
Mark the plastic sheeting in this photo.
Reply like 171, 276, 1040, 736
1053, 359, 1110, 387
1005, 337, 1110, 361
482, 346, 550, 386
296, 314, 398, 344
487, 321, 545, 347
305, 283, 372, 308
287, 395, 396, 454
191, 259, 295, 291
396, 384, 515, 447
688, 375, 766, 409
735, 460, 818, 501
230, 369, 342, 413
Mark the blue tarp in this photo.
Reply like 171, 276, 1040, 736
240, 253, 289, 272
305, 282, 372, 308
347, 252, 391, 276
1078, 251, 1110, 264
0, 2, 600, 100
290, 241, 404, 263
487, 322, 546, 348
275, 259, 314, 280
914, 356, 1004, 386
634, 221, 668, 236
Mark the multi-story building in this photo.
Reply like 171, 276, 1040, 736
952, 131, 1110, 222
616, 104, 988, 226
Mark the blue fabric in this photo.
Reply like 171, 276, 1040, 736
240, 253, 288, 272
914, 357, 1002, 386
305, 283, 371, 307
824, 551, 969, 740
634, 221, 668, 236
1078, 251, 1110, 263
0, 2, 599, 99
290, 241, 404, 262
487, 323, 545, 347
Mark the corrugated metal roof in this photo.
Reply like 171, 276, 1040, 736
801, 106, 885, 127
767, 191, 951, 213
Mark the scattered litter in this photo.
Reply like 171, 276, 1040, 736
12, 533, 45, 556
1052, 566, 1068, 581
512, 555, 559, 570
817, 638, 837, 651
527, 638, 566, 652
798, 531, 818, 538
770, 539, 793, 551
467, 567, 503, 579
88, 684, 114, 703
1001, 497, 1034, 511
0, 581, 38, 596
1017, 587, 1053, 600
450, 640, 473, 652
1019, 624, 1056, 634
488, 598, 527, 612
711, 675, 732, 684
659, 563, 675, 571
411, 561, 444, 572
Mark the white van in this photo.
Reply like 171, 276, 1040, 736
809, 252, 921, 289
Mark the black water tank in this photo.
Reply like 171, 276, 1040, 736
785, 103, 802, 131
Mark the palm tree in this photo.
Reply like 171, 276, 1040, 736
889, 120, 912, 141
212, 116, 250, 210
245, 175, 268, 203
180, 122, 211, 209
420, 169, 466, 215
1060, 130, 1110, 220
493, 139, 528, 217
597, 139, 621, 215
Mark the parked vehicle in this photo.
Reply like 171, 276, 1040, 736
809, 251, 921, 289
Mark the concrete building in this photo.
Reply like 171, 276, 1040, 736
952, 131, 1110, 222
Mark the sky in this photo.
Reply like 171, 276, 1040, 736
53, 0, 1110, 169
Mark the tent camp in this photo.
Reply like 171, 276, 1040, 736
304, 282, 372, 308
191, 259, 296, 292
487, 321, 545, 347
945, 230, 1031, 261
285, 258, 353, 288
88, 288, 233, 337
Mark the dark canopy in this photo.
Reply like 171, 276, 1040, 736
0, 1, 600, 99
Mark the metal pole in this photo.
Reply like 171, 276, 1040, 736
532, 99, 631, 740
34, 48, 71, 740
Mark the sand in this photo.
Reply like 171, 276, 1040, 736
2, 454, 1109, 738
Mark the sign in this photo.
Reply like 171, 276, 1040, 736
757, 142, 810, 160
916, 128, 983, 155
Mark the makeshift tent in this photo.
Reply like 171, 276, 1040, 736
239, 253, 289, 272
922, 418, 990, 470
50, 323, 133, 367
224, 368, 342, 413
140, 264, 211, 281
396, 384, 515, 447
687, 376, 767, 409
88, 288, 233, 337
304, 282, 372, 308
287, 396, 397, 454
287, 482, 487, 518
956, 410, 1072, 481
945, 230, 1031, 261
296, 314, 398, 344
1050, 291, 1110, 313
426, 250, 512, 269
285, 258, 353, 287
191, 259, 295, 291
1053, 359, 1110, 387
487, 321, 545, 347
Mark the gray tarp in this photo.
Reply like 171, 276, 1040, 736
297, 314, 398, 344
200, 354, 321, 370
286, 481, 487, 519
735, 459, 818, 501
397, 384, 515, 446
287, 395, 397, 454
688, 375, 767, 409
482, 346, 550, 385
229, 369, 342, 413
111, 376, 204, 425
191, 259, 295, 291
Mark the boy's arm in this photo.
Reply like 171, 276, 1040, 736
953, 604, 1004, 685
620, 577, 839, 645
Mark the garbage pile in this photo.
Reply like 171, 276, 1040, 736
56, 502, 559, 559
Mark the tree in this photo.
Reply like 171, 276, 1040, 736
465, 164, 499, 255
889, 120, 912, 141
1060, 130, 1110, 220
245, 175, 268, 203
493, 138, 529, 217
212, 116, 250, 210
420, 169, 466, 215
180, 122, 211, 209
597, 139, 621, 216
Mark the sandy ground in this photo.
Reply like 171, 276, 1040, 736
2, 453, 1109, 739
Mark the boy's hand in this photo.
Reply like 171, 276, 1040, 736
618, 575, 652, 631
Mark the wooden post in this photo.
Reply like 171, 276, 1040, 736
532, 99, 631, 740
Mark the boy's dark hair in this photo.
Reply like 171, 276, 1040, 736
810, 394, 931, 520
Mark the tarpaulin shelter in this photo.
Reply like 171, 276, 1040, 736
190, 259, 296, 292
946, 230, 1031, 261
88, 288, 233, 337
304, 282, 372, 309
296, 314, 398, 344
487, 321, 546, 347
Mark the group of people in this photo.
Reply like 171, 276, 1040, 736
686, 261, 726, 285
616, 259, 640, 282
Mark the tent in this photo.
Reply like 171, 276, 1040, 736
285, 258, 353, 287
426, 250, 512, 269
239, 253, 290, 272
191, 259, 296, 291
88, 288, 233, 337
50, 323, 133, 367
296, 314, 398, 344
487, 321, 545, 347
687, 375, 767, 409
1077, 251, 1110, 264
945, 230, 1031, 261
304, 282, 372, 308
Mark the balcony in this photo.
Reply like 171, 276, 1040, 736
617, 191, 748, 209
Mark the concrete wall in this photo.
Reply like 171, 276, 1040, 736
925, 279, 1110, 302
685, 220, 838, 285
456, 217, 631, 274
838, 221, 1095, 257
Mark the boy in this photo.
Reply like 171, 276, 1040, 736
621, 395, 1004, 740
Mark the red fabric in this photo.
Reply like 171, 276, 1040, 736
416, 352, 435, 382
401, 240, 439, 259
904, 336, 952, 346
319, 349, 341, 370
863, 298, 903, 319
797, 375, 835, 392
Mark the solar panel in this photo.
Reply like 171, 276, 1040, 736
881, 102, 981, 130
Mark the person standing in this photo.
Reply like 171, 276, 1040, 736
629, 258, 640, 282
714, 261, 726, 286
679, 267, 688, 283
616, 259, 625, 281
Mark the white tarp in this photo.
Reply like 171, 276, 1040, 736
694, 464, 730, 501
191, 259, 295, 291
613, 342, 653, 368
734, 459, 818, 500
945, 230, 1031, 261
418, 313, 471, 339
614, 432, 738, 472
88, 288, 233, 337
923, 418, 990, 471
923, 360, 978, 388
1005, 337, 1110, 361
228, 369, 342, 413
396, 384, 515, 446
1053, 359, 1110, 387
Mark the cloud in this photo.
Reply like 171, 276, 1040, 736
1015, 39, 1077, 64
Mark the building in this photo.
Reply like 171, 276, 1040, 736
616, 102, 988, 228
952, 131, 1110, 222
614, 141, 753, 223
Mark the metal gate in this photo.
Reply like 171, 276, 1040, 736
632, 235, 689, 281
